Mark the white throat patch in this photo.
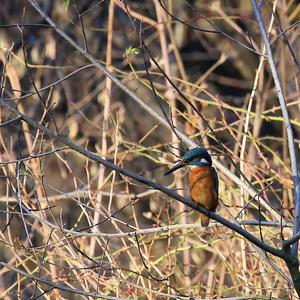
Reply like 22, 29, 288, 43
200, 158, 209, 164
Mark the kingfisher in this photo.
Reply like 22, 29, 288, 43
165, 148, 219, 227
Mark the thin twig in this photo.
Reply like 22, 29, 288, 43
72, 0, 88, 52
0, 262, 127, 300
26, 0, 284, 222
0, 99, 293, 262
159, 0, 262, 55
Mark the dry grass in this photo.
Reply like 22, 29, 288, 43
0, 0, 300, 299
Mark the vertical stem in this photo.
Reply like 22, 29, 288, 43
251, 0, 300, 257
240, 0, 277, 282
154, 1, 191, 285
89, 0, 114, 257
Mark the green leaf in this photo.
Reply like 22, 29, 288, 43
125, 46, 140, 56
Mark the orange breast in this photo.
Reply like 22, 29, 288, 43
188, 166, 218, 211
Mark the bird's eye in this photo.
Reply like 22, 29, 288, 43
185, 158, 193, 163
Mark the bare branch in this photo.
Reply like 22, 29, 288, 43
0, 262, 128, 300
0, 98, 291, 261
26, 0, 284, 222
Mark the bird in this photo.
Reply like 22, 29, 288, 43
165, 148, 218, 226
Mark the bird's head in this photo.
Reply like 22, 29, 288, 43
164, 147, 212, 175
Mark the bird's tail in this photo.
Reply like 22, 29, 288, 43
200, 214, 210, 227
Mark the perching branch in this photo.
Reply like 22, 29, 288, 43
27, 0, 284, 222
0, 98, 294, 263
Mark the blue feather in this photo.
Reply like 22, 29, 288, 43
212, 168, 219, 196
182, 148, 212, 166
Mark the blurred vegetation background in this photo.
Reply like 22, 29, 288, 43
0, 0, 300, 299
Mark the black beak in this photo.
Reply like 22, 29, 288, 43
164, 161, 185, 175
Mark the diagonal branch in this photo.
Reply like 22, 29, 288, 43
0, 98, 292, 262
283, 230, 300, 251
27, 0, 284, 222
0, 261, 128, 300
